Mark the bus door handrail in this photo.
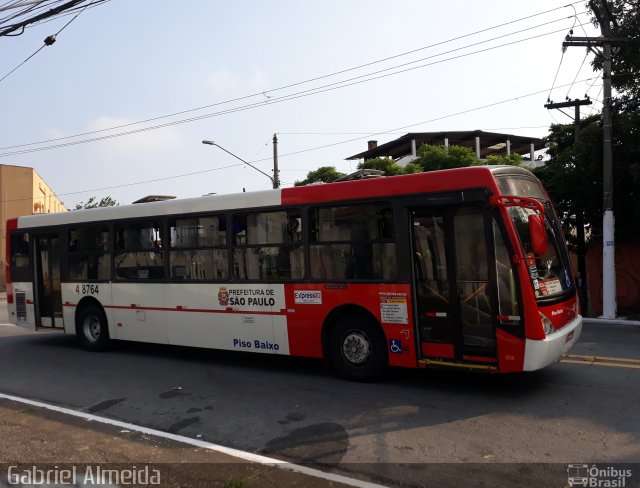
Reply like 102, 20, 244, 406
489, 195, 546, 266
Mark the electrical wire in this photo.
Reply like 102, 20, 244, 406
0, 5, 588, 153
565, 50, 590, 99
547, 50, 566, 103
0, 0, 88, 36
0, 42, 47, 82
0, 0, 97, 83
0, 77, 602, 204
249, 76, 601, 164
0, 23, 581, 157
20, 0, 106, 29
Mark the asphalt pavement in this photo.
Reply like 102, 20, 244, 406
0, 290, 638, 488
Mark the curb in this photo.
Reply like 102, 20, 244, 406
583, 317, 640, 327
0, 392, 388, 488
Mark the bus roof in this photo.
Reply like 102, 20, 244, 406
15, 165, 534, 229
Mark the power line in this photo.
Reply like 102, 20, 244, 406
0, 4, 588, 153
0, 42, 47, 82
3, 163, 246, 204
0, 0, 98, 83
22, 77, 608, 204
0, 0, 85, 36
0, 78, 600, 204
565, 50, 591, 98
250, 76, 601, 164
547, 50, 566, 103
0, 23, 582, 157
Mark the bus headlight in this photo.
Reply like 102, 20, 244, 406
540, 312, 556, 336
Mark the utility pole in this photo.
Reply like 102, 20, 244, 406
272, 133, 280, 189
563, 0, 627, 318
544, 97, 592, 314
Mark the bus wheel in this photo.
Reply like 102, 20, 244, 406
329, 315, 387, 381
77, 304, 110, 351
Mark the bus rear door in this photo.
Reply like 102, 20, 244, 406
33, 233, 64, 329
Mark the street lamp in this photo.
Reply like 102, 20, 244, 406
202, 140, 279, 189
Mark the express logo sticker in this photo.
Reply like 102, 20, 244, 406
294, 290, 322, 304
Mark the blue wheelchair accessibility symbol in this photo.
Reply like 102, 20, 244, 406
389, 339, 403, 354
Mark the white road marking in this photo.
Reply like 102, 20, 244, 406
0, 392, 388, 488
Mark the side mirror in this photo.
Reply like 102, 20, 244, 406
528, 214, 547, 255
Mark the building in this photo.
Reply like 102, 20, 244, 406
0, 164, 67, 290
346, 130, 547, 167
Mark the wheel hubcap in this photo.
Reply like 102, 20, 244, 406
83, 315, 100, 342
342, 331, 371, 365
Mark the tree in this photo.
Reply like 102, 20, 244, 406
74, 196, 118, 210
485, 153, 522, 166
357, 157, 419, 176
589, 0, 640, 112
294, 166, 345, 186
534, 111, 640, 244
534, 0, 640, 244
413, 144, 479, 171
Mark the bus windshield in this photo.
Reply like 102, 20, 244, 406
496, 175, 574, 300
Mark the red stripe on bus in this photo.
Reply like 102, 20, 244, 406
62, 303, 287, 316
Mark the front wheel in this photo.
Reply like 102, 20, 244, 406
76, 304, 110, 351
329, 315, 387, 382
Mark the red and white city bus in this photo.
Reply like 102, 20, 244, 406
5, 165, 581, 380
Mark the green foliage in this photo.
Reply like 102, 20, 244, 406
357, 157, 410, 175
294, 166, 345, 186
589, 0, 640, 112
74, 196, 118, 210
485, 153, 522, 166
223, 477, 246, 488
414, 144, 479, 172
534, 111, 640, 244
535, 1, 640, 245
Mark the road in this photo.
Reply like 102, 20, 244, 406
0, 305, 639, 487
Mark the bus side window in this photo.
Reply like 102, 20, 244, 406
309, 204, 396, 281
10, 232, 30, 267
114, 221, 164, 280
68, 226, 111, 281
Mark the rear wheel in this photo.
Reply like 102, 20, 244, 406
329, 315, 387, 381
76, 304, 110, 351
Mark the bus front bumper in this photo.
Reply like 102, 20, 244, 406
523, 315, 582, 371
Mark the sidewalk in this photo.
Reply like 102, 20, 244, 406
0, 397, 369, 488
582, 316, 640, 327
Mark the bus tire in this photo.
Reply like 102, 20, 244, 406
329, 315, 387, 382
76, 304, 110, 352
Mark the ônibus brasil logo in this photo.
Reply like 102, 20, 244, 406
567, 464, 633, 487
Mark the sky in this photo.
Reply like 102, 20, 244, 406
0, 0, 602, 208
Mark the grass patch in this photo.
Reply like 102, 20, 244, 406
223, 476, 247, 488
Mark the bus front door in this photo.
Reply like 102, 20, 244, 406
411, 205, 497, 364
34, 234, 64, 329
